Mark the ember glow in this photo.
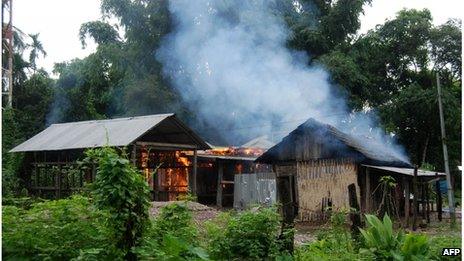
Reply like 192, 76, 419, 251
139, 147, 190, 200
205, 147, 265, 157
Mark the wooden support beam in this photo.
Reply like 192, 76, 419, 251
193, 149, 197, 195
131, 145, 137, 166
348, 183, 362, 235
365, 167, 371, 213
435, 173, 443, 221
425, 182, 430, 223
412, 166, 418, 231
216, 161, 224, 207
422, 182, 427, 220
403, 177, 410, 227
135, 141, 197, 150
56, 167, 62, 199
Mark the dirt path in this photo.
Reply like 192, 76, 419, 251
149, 201, 219, 225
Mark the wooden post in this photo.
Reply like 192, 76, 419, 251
425, 182, 430, 223
56, 166, 62, 199
91, 163, 96, 182
403, 177, 410, 226
435, 173, 443, 221
216, 161, 224, 207
348, 183, 361, 235
421, 182, 426, 220
131, 145, 137, 166
436, 73, 456, 225
193, 149, 197, 195
365, 167, 371, 213
412, 166, 418, 231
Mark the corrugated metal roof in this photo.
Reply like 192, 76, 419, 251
10, 114, 209, 152
362, 165, 445, 177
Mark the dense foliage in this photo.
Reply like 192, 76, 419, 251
295, 213, 459, 260
85, 146, 151, 258
134, 202, 209, 260
205, 207, 286, 260
2, 196, 118, 260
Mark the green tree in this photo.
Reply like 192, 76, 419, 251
284, 0, 372, 60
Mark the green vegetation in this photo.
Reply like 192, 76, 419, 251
295, 213, 461, 261
1, 1, 462, 260
205, 207, 284, 260
85, 147, 151, 257
2, 196, 118, 260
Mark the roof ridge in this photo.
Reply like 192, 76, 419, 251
50, 113, 175, 126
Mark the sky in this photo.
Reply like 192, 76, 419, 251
13, 0, 463, 75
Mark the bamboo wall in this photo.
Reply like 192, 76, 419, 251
296, 159, 359, 221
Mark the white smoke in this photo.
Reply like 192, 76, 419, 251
157, 0, 409, 163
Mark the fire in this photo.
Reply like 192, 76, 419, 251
139, 147, 190, 201
205, 146, 265, 157
175, 151, 190, 166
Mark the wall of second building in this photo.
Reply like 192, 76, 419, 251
295, 159, 360, 221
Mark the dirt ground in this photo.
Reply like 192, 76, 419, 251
150, 201, 219, 226
293, 212, 462, 246
149, 202, 461, 246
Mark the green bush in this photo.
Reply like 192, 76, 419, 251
134, 202, 209, 260
2, 195, 121, 260
295, 210, 365, 261
428, 235, 461, 260
2, 196, 45, 209
85, 146, 151, 257
360, 214, 429, 260
206, 207, 282, 260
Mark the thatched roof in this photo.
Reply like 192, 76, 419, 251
256, 118, 411, 168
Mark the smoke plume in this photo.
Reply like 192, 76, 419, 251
157, 0, 409, 163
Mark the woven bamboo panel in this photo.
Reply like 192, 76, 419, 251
296, 159, 359, 221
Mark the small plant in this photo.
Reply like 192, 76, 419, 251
295, 210, 364, 261
360, 214, 430, 260
178, 191, 198, 202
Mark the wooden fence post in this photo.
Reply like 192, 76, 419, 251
435, 173, 443, 221
216, 161, 224, 207
425, 182, 430, 223
348, 183, 362, 235
412, 166, 418, 231
404, 177, 410, 227
365, 167, 371, 213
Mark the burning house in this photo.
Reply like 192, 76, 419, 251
193, 144, 273, 207
256, 118, 446, 222
10, 114, 210, 200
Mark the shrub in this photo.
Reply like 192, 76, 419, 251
428, 235, 461, 260
295, 210, 365, 261
85, 146, 151, 257
206, 207, 282, 260
359, 214, 403, 259
134, 202, 209, 260
2, 196, 45, 209
2, 195, 121, 260
360, 214, 430, 260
